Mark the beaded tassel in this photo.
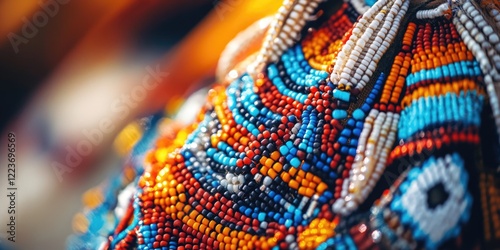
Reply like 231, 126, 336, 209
330, 0, 410, 92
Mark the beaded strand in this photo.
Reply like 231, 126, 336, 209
452, 0, 500, 151
416, 2, 452, 20
333, 22, 415, 215
330, 0, 410, 92
250, 0, 325, 75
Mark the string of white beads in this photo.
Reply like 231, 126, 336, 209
330, 0, 410, 92
453, 0, 500, 152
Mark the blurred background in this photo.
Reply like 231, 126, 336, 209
0, 0, 280, 249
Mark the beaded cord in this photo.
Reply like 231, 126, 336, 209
452, 0, 500, 154
330, 0, 410, 92
389, 17, 486, 162
69, 0, 500, 249
416, 2, 452, 20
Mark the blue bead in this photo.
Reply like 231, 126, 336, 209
268, 64, 279, 79
274, 194, 282, 202
207, 148, 216, 156
320, 153, 327, 160
361, 103, 371, 112
353, 109, 365, 120
322, 165, 330, 173
333, 110, 348, 119
340, 146, 348, 154
347, 119, 356, 127
449, 65, 457, 77
279, 145, 289, 155
353, 128, 362, 136
302, 163, 311, 171
249, 106, 259, 116
273, 213, 281, 220
348, 148, 357, 156
258, 213, 266, 220
294, 211, 302, 221
334, 90, 351, 102
340, 129, 351, 137
290, 157, 301, 168
245, 208, 252, 216
338, 136, 348, 144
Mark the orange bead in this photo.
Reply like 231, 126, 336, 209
270, 151, 280, 161
265, 158, 274, 167
267, 168, 278, 179
272, 162, 283, 172
281, 172, 291, 182
289, 180, 299, 190
317, 182, 328, 193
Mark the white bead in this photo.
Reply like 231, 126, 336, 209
490, 33, 500, 44
483, 26, 494, 36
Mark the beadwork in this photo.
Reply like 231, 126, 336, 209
69, 0, 500, 249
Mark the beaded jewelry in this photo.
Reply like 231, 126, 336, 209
69, 0, 500, 249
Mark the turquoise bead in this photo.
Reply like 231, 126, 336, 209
290, 157, 301, 168
352, 109, 365, 120
333, 89, 351, 102
268, 64, 279, 79
333, 110, 348, 119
